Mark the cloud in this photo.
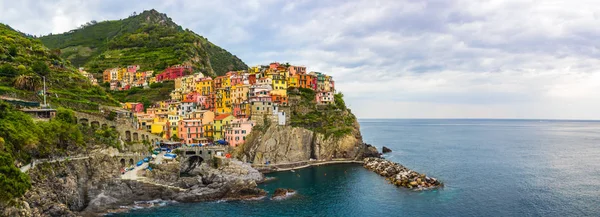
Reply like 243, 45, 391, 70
2, 0, 600, 119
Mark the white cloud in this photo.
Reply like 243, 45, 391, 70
2, 0, 600, 119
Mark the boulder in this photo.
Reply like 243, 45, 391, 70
271, 188, 296, 200
382, 146, 392, 153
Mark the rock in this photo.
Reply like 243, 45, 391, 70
238, 119, 381, 164
271, 188, 296, 200
382, 146, 392, 153
362, 157, 442, 190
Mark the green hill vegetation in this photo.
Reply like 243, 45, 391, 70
0, 23, 118, 110
288, 88, 356, 138
39, 9, 248, 77
109, 81, 175, 106
0, 101, 121, 203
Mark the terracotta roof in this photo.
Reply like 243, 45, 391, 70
214, 114, 232, 120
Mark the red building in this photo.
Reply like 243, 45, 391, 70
248, 74, 257, 85
155, 65, 192, 82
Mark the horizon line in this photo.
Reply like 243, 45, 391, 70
357, 118, 600, 121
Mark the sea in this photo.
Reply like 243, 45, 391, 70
111, 119, 600, 216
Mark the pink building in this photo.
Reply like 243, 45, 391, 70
130, 103, 144, 113
224, 118, 255, 147
185, 91, 202, 103
178, 119, 203, 145
230, 75, 243, 86
288, 66, 307, 75
316, 91, 334, 105
127, 65, 140, 73
269, 62, 280, 69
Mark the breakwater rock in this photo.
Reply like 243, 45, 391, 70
363, 158, 443, 190
271, 188, 296, 200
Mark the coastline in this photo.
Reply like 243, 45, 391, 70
252, 159, 364, 174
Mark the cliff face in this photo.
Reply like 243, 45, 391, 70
2, 155, 265, 216
237, 119, 379, 164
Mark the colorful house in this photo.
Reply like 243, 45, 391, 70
299, 74, 315, 90
196, 77, 214, 96
124, 102, 144, 113
287, 73, 300, 88
213, 114, 234, 140
224, 118, 255, 147
251, 101, 274, 116
316, 91, 334, 105
155, 65, 192, 82
288, 65, 307, 75
215, 88, 232, 115
178, 119, 203, 145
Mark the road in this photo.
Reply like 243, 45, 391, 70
20, 155, 90, 173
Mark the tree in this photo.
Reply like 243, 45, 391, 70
0, 152, 31, 203
8, 45, 17, 57
171, 134, 179, 141
0, 64, 17, 77
13, 75, 41, 91
32, 61, 49, 76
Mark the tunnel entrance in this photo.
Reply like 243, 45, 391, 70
120, 159, 125, 167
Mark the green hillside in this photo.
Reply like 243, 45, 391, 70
39, 9, 248, 76
0, 23, 118, 110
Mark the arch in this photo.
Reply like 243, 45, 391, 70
125, 131, 132, 142
185, 151, 196, 155
133, 132, 139, 142
79, 118, 89, 126
91, 121, 100, 129
102, 123, 108, 129
129, 159, 134, 165
110, 126, 116, 130
120, 159, 125, 167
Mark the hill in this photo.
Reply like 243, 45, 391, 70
0, 23, 118, 110
39, 9, 248, 77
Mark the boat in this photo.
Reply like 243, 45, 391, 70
136, 160, 144, 167
291, 170, 295, 172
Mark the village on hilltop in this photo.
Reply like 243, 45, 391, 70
80, 62, 336, 147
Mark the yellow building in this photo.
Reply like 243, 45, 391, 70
196, 78, 213, 96
231, 84, 249, 104
213, 114, 234, 140
151, 122, 167, 135
272, 74, 287, 97
215, 88, 232, 115
287, 74, 299, 88
168, 114, 180, 137
203, 123, 214, 138
222, 76, 231, 88
117, 68, 127, 81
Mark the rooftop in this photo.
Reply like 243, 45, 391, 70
215, 114, 232, 121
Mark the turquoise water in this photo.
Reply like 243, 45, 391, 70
113, 119, 600, 216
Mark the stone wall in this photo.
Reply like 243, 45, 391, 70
73, 112, 164, 145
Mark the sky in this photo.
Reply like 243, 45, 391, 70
2, 0, 600, 119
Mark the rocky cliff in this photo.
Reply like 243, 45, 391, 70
1, 155, 265, 216
236, 119, 379, 164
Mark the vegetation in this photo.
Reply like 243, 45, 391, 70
0, 152, 30, 203
39, 9, 247, 76
110, 81, 174, 105
0, 23, 118, 109
288, 88, 356, 138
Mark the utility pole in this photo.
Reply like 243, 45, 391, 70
43, 76, 47, 107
